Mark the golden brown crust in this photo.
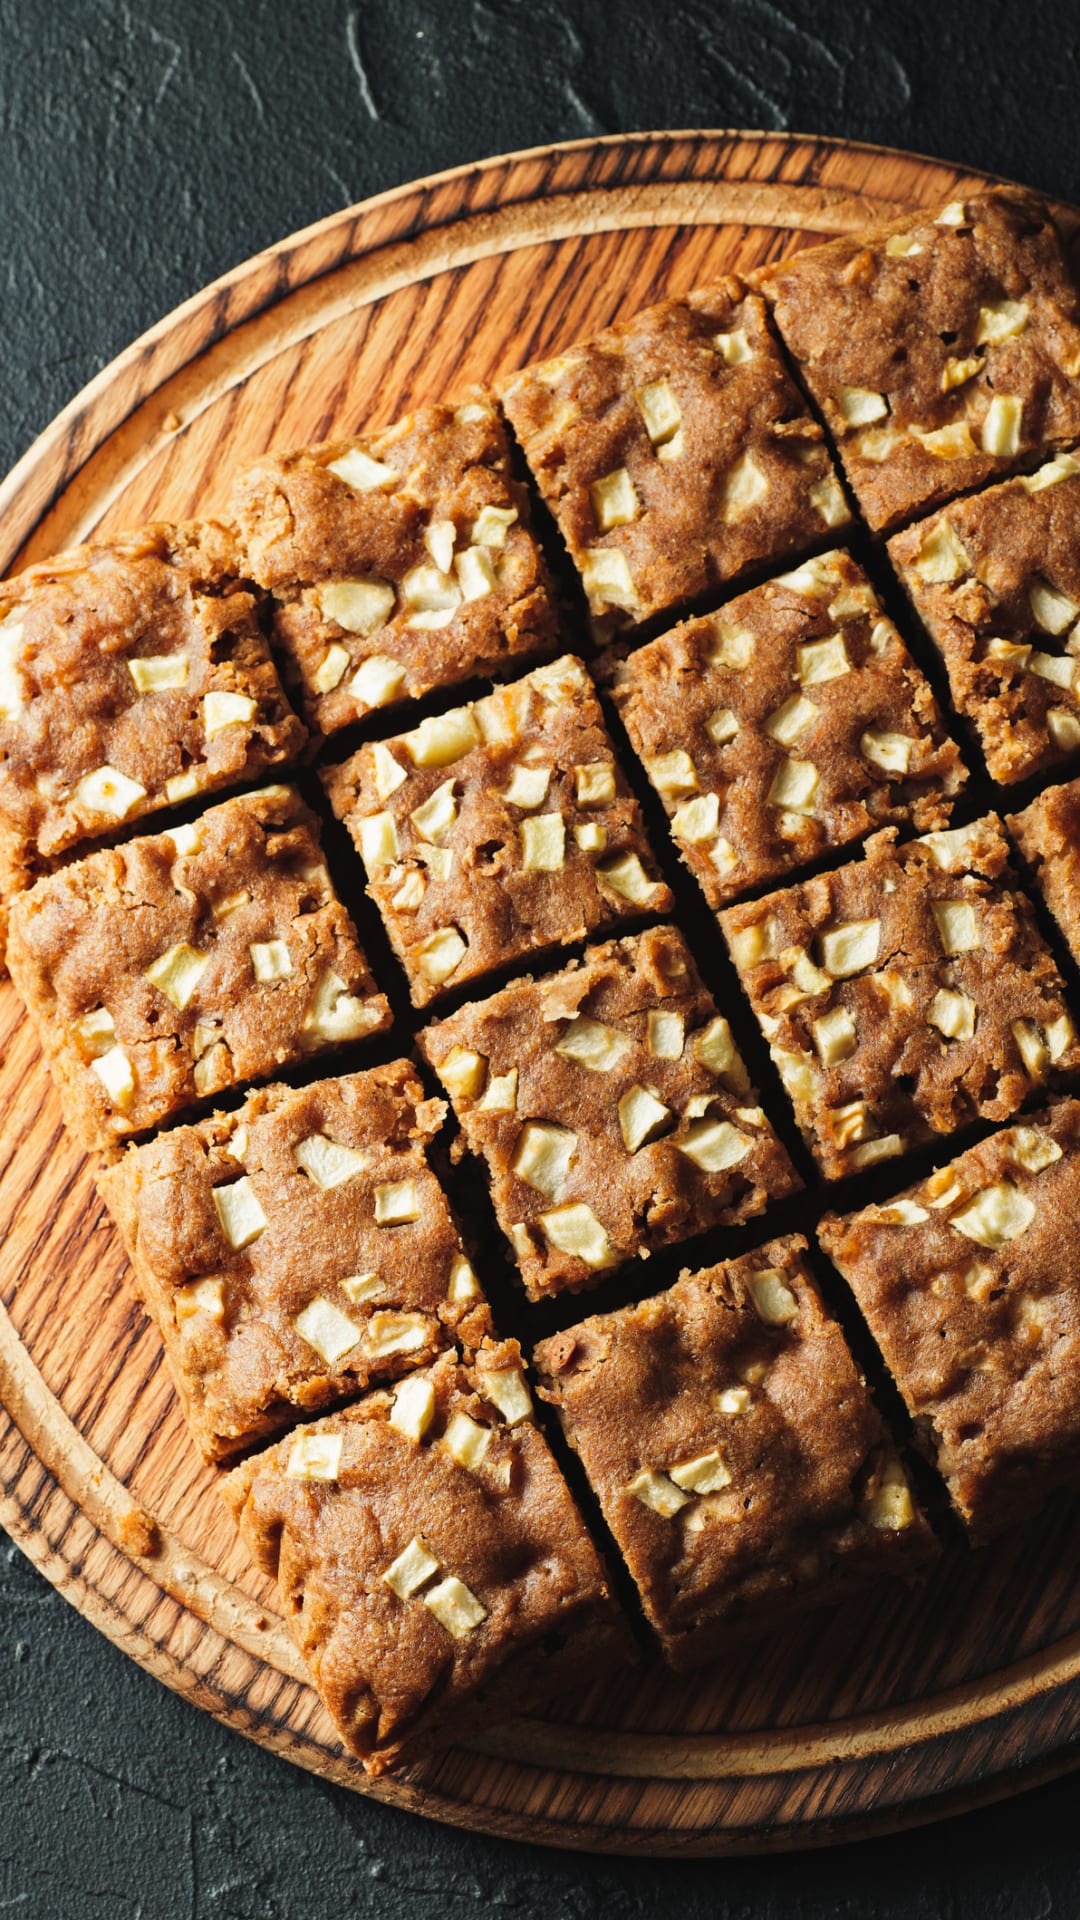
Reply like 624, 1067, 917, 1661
500, 280, 849, 634
230, 393, 558, 735
756, 187, 1080, 532
420, 924, 799, 1301
222, 1349, 631, 1773
534, 1236, 936, 1668
7, 785, 390, 1151
819, 1101, 1080, 1540
611, 548, 966, 907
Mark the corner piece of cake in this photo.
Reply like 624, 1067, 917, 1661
754, 187, 1080, 533
230, 392, 558, 737
99, 1063, 485, 1461
420, 924, 799, 1300
534, 1235, 935, 1669
721, 816, 1080, 1179
499, 278, 850, 637
611, 548, 966, 907
7, 785, 390, 1151
222, 1344, 631, 1774
0, 520, 305, 949
819, 1101, 1080, 1540
322, 655, 672, 1006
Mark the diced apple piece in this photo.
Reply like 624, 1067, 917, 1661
213, 1177, 268, 1250
286, 1432, 344, 1482
554, 1017, 631, 1073
618, 1084, 673, 1153
747, 1267, 799, 1325
591, 468, 640, 531
128, 654, 189, 692
350, 653, 406, 709
511, 1121, 577, 1197
73, 764, 147, 820
949, 1183, 1036, 1248
293, 1133, 370, 1190
327, 447, 398, 491
819, 919, 881, 978
423, 1575, 487, 1637
537, 1202, 615, 1268
520, 813, 565, 870
144, 942, 208, 1011
628, 1468, 689, 1517
383, 1535, 440, 1599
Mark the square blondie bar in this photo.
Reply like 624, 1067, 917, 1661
611, 548, 966, 908
420, 924, 799, 1300
322, 655, 671, 1006
0, 521, 305, 944
755, 187, 1080, 532
223, 1346, 630, 1773
820, 1101, 1080, 1539
99, 1063, 487, 1461
500, 279, 849, 636
230, 393, 557, 736
721, 817, 1080, 1179
889, 453, 1080, 783
534, 1235, 935, 1668
7, 785, 390, 1151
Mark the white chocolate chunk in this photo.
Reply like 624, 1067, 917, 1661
747, 1267, 799, 1325
511, 1122, 576, 1197
575, 761, 616, 808
861, 729, 913, 775
1008, 1126, 1062, 1174
443, 1409, 490, 1471
478, 1068, 517, 1113
677, 1118, 751, 1173
765, 694, 817, 749
928, 988, 977, 1041
932, 899, 980, 955
981, 394, 1023, 457
203, 690, 257, 738
975, 299, 1029, 345
713, 327, 752, 364
213, 1177, 268, 1250
796, 635, 850, 685
502, 763, 551, 810
424, 1574, 487, 1637
293, 1133, 370, 1190
720, 452, 768, 521
949, 1183, 1036, 1248
360, 1310, 430, 1358
480, 1366, 531, 1426
555, 1016, 631, 1074
359, 810, 401, 871
374, 1179, 421, 1225
911, 519, 970, 583
672, 792, 720, 844
591, 468, 640, 531
447, 1253, 481, 1302
647, 1009, 684, 1059
581, 547, 640, 612
837, 386, 888, 427
1029, 579, 1080, 635
597, 850, 657, 904
415, 926, 467, 987
708, 625, 755, 670
313, 643, 350, 694
646, 749, 699, 798
767, 758, 819, 814
812, 1006, 857, 1066
618, 1084, 673, 1153
819, 919, 881, 978
144, 942, 208, 1011
128, 654, 189, 693
537, 1202, 615, 1268
341, 1272, 385, 1305
89, 1044, 135, 1110
455, 545, 497, 601
406, 707, 480, 767
327, 446, 398, 491
635, 379, 682, 446
389, 1376, 436, 1442
809, 474, 849, 527
520, 812, 566, 870
383, 1536, 440, 1600
472, 504, 518, 547
670, 1450, 732, 1494
301, 969, 375, 1044
410, 779, 458, 844
73, 764, 147, 820
349, 654, 406, 709
629, 1468, 689, 1517
286, 1432, 343, 1482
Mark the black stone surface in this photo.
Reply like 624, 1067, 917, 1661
2, 0, 1080, 1910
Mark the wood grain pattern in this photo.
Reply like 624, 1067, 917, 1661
3, 129, 1080, 1855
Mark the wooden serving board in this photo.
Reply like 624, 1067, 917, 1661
4, 130, 1080, 1857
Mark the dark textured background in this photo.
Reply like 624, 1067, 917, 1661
3, 0, 1080, 1911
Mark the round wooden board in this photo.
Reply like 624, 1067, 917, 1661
4, 129, 1080, 1858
